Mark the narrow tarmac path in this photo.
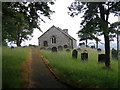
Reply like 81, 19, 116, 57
30, 48, 70, 88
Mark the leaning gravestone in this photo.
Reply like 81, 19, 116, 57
52, 47, 57, 52
98, 54, 106, 62
58, 46, 63, 51
111, 48, 118, 59
81, 50, 88, 60
72, 49, 78, 59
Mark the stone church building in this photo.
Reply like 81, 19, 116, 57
38, 25, 77, 49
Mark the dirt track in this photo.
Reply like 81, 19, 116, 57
29, 48, 70, 88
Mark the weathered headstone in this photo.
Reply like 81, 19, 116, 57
47, 47, 52, 51
97, 48, 101, 52
64, 45, 68, 48
86, 45, 89, 47
81, 53, 88, 60
77, 48, 81, 51
91, 46, 95, 49
58, 46, 63, 51
84, 50, 88, 53
72, 49, 78, 59
111, 48, 118, 59
22, 46, 27, 48
40, 47, 46, 50
52, 47, 57, 52
118, 51, 120, 57
98, 54, 106, 62
11, 46, 14, 49
66, 49, 71, 52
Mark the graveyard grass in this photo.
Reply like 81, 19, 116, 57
2, 47, 29, 88
40, 47, 119, 88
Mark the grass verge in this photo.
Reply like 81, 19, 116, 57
40, 47, 118, 88
2, 47, 29, 88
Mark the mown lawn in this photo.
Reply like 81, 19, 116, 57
2, 47, 29, 88
40, 47, 118, 88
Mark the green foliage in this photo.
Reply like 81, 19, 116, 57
68, 1, 120, 67
2, 2, 54, 46
40, 47, 118, 88
69, 1, 120, 41
110, 22, 120, 35
2, 47, 29, 88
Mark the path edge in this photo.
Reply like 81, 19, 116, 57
39, 50, 77, 88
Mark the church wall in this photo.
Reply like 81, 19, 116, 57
38, 26, 74, 48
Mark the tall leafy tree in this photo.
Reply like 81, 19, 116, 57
77, 19, 101, 48
110, 22, 120, 59
2, 2, 54, 46
68, 1, 120, 67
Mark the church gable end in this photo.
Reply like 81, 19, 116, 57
38, 25, 77, 49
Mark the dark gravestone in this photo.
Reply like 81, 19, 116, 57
52, 47, 57, 52
40, 47, 46, 50
58, 46, 63, 51
72, 49, 78, 59
91, 46, 95, 49
66, 49, 71, 52
86, 45, 89, 47
84, 50, 87, 53
47, 47, 52, 51
79, 42, 85, 46
22, 46, 27, 48
64, 45, 68, 48
98, 54, 106, 62
77, 48, 81, 51
118, 52, 120, 59
97, 48, 101, 52
11, 46, 14, 49
81, 53, 88, 60
111, 48, 118, 59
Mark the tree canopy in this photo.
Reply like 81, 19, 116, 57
68, 1, 120, 67
2, 2, 54, 46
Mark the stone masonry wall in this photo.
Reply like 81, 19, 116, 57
38, 26, 77, 49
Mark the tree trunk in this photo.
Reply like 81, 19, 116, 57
104, 34, 110, 67
16, 32, 21, 47
117, 32, 119, 60
16, 41, 21, 46
16, 29, 23, 47
96, 40, 98, 49
86, 40, 88, 47
99, 2, 110, 68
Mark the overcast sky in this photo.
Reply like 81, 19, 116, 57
21, 0, 118, 48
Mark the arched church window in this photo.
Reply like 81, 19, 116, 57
51, 36, 56, 43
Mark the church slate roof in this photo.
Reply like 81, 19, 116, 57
38, 25, 76, 41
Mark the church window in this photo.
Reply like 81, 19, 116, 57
43, 41, 48, 47
51, 36, 56, 43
